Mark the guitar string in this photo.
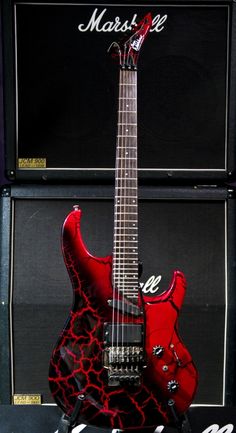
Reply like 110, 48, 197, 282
116, 67, 125, 361
128, 69, 134, 348
131, 69, 138, 353
121, 68, 124, 356
122, 68, 128, 356
119, 68, 124, 357
122, 68, 128, 355
123, 69, 138, 359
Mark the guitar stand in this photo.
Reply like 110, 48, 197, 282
55, 397, 191, 433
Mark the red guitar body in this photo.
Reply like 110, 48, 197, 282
49, 207, 198, 430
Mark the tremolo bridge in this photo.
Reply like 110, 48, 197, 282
103, 323, 145, 387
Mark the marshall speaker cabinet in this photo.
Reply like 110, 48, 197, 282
0, 184, 236, 408
2, 0, 236, 182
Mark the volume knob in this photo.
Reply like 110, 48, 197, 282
152, 345, 164, 358
167, 380, 179, 393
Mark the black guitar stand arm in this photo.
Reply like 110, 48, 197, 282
57, 395, 85, 433
168, 399, 192, 433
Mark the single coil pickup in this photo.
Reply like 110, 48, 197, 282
104, 323, 144, 345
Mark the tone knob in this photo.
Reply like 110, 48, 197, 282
152, 345, 164, 358
167, 380, 179, 393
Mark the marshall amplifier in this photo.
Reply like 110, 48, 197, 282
2, 1, 236, 182
0, 184, 236, 409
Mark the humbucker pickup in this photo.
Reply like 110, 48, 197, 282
104, 323, 143, 345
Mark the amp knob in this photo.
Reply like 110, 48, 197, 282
167, 380, 179, 393
152, 345, 164, 358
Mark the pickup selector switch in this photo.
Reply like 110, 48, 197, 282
152, 345, 164, 358
167, 380, 179, 393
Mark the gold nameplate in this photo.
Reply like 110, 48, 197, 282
13, 394, 42, 405
18, 158, 47, 168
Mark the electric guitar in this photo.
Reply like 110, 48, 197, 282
49, 14, 198, 430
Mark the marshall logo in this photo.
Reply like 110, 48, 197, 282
78, 8, 167, 33
140, 275, 162, 294
202, 425, 234, 433
156, 425, 234, 433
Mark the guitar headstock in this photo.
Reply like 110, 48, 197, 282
109, 13, 152, 70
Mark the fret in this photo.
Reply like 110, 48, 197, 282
114, 220, 137, 223
113, 253, 137, 256
116, 212, 137, 215
113, 266, 138, 269
114, 216, 137, 219
119, 110, 137, 113
117, 145, 136, 148
114, 236, 137, 240
114, 239, 137, 243
119, 97, 136, 100
117, 135, 137, 138
113, 254, 138, 256
115, 195, 137, 199
115, 288, 139, 292
113, 231, 137, 235
114, 277, 138, 280
113, 239, 138, 246
115, 197, 137, 200
116, 158, 137, 161
120, 83, 136, 86
116, 187, 137, 190
113, 250, 138, 253
118, 123, 137, 126
115, 202, 138, 208
116, 293, 139, 296
113, 278, 138, 281
116, 178, 137, 181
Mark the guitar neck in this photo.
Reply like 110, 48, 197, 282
112, 69, 138, 300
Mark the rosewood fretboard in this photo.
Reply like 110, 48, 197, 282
112, 69, 138, 301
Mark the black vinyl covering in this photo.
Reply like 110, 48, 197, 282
2, 1, 236, 181
0, 185, 236, 407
